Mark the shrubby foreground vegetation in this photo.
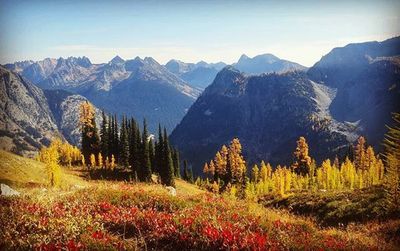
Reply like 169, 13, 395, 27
198, 113, 400, 222
1, 102, 399, 250
1, 180, 399, 250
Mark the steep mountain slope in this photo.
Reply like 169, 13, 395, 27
171, 37, 400, 175
86, 57, 198, 132
170, 67, 349, 175
6, 56, 200, 133
165, 59, 226, 89
308, 37, 400, 148
44, 89, 102, 146
233, 53, 307, 75
0, 66, 104, 155
0, 66, 60, 156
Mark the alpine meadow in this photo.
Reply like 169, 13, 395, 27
0, 1, 400, 250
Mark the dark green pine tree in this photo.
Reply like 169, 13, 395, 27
135, 126, 142, 173
139, 119, 152, 182
100, 110, 109, 157
108, 115, 114, 158
153, 124, 164, 175
183, 160, 189, 181
161, 128, 175, 187
188, 167, 194, 183
149, 138, 155, 172
119, 116, 130, 167
172, 148, 181, 178
128, 118, 139, 172
113, 114, 119, 161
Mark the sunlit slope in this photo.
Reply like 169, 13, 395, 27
0, 150, 86, 188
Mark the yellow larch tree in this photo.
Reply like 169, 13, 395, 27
292, 136, 312, 175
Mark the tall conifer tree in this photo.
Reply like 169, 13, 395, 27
119, 116, 129, 167
140, 119, 152, 182
100, 110, 109, 158
160, 127, 175, 186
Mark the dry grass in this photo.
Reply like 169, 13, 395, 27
0, 150, 88, 190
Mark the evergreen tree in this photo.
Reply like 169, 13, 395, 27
139, 119, 152, 182
149, 138, 155, 171
183, 160, 189, 181
119, 116, 129, 167
154, 124, 164, 175
113, 114, 119, 161
128, 118, 140, 172
160, 128, 175, 186
172, 148, 181, 178
108, 115, 114, 158
188, 167, 194, 183
383, 113, 400, 211
100, 110, 109, 157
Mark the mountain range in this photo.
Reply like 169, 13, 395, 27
4, 53, 304, 133
170, 37, 400, 175
0, 66, 100, 156
164, 59, 227, 89
5, 56, 200, 133
2, 37, 399, 171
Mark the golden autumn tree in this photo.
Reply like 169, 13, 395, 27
110, 154, 116, 171
251, 164, 259, 183
38, 142, 62, 187
98, 152, 103, 168
90, 153, 96, 168
292, 136, 312, 175
79, 101, 100, 166
259, 161, 268, 182
208, 160, 215, 176
203, 162, 209, 174
228, 138, 246, 184
354, 136, 367, 171
214, 145, 228, 180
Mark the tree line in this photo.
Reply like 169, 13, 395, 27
200, 113, 400, 212
79, 101, 193, 187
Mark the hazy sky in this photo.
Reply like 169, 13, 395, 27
0, 0, 399, 67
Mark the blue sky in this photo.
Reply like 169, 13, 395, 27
0, 0, 399, 67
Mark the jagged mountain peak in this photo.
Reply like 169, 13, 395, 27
238, 54, 250, 61
204, 66, 246, 97
238, 53, 280, 63
144, 57, 160, 66
234, 53, 306, 74
109, 55, 125, 65
55, 56, 92, 68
